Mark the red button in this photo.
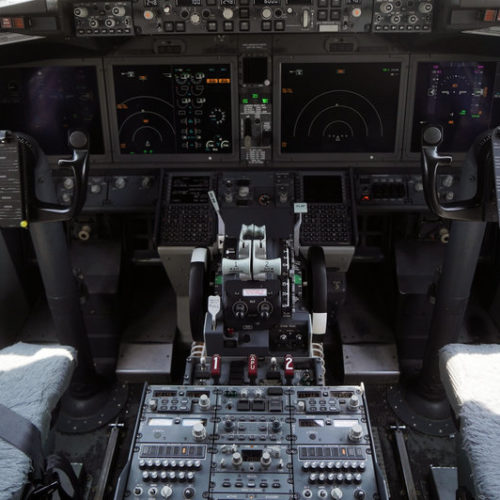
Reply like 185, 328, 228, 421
1, 18, 12, 29
248, 354, 258, 377
284, 354, 294, 377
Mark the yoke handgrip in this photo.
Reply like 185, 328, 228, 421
421, 125, 487, 222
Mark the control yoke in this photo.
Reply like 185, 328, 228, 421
421, 124, 500, 223
31, 130, 90, 222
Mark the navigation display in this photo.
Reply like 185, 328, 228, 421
112, 64, 233, 155
411, 61, 500, 152
280, 62, 402, 155
0, 65, 104, 155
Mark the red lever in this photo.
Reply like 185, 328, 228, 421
248, 354, 258, 382
211, 354, 221, 380
284, 354, 294, 379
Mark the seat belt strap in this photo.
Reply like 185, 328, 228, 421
0, 402, 45, 481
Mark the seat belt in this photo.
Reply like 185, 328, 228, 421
0, 403, 81, 499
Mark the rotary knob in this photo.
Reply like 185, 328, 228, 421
192, 422, 206, 441
112, 5, 126, 16
380, 2, 393, 13
199, 394, 210, 409
190, 12, 201, 24
232, 452, 243, 467
160, 485, 173, 498
260, 451, 272, 467
271, 420, 282, 432
224, 419, 234, 431
331, 487, 343, 499
113, 176, 127, 190
348, 394, 360, 411
348, 423, 364, 442
148, 399, 158, 411
418, 2, 433, 13
183, 487, 196, 499
74, 7, 88, 17
63, 177, 74, 190
442, 175, 454, 188
222, 7, 234, 19
90, 183, 102, 194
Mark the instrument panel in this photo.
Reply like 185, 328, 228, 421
0, 52, 499, 165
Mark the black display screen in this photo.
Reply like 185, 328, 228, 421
280, 62, 402, 154
170, 176, 210, 204
113, 64, 232, 155
0, 65, 104, 155
411, 61, 500, 152
303, 176, 343, 203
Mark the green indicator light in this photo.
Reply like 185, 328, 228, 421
382, 68, 390, 72
262, 98, 269, 104
149, 149, 153, 153
252, 93, 259, 99
459, 110, 467, 116
143, 149, 147, 153
471, 114, 480, 118
215, 275, 223, 285
242, 98, 249, 104
294, 274, 303, 285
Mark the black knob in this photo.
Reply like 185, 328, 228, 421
272, 420, 282, 432
422, 125, 442, 146
68, 130, 88, 150
354, 489, 366, 499
184, 487, 196, 499
224, 420, 234, 430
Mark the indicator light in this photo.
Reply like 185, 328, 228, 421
242, 98, 249, 104
252, 93, 259, 99
262, 98, 269, 103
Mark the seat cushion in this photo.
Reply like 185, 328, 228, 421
440, 343, 500, 500
0, 342, 76, 499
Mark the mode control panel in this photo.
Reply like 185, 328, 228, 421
117, 385, 384, 499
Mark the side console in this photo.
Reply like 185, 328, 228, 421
115, 385, 387, 500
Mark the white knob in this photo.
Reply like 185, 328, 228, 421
348, 423, 363, 442
331, 487, 343, 499
414, 181, 423, 192
114, 177, 127, 189
240, 388, 249, 398
260, 451, 272, 467
238, 185, 250, 197
149, 399, 157, 411
90, 183, 102, 194
63, 177, 74, 190
445, 191, 455, 202
232, 452, 243, 466
191, 12, 201, 24
380, 2, 393, 13
419, 2, 433, 13
192, 422, 206, 441
143, 9, 155, 20
104, 17, 116, 27
298, 401, 305, 411
112, 5, 126, 16
261, 7, 272, 19
74, 7, 88, 17
160, 485, 173, 498
255, 389, 263, 398
348, 394, 360, 410
62, 193, 72, 203
222, 7, 233, 19
199, 394, 210, 409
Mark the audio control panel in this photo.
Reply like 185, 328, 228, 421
117, 385, 384, 499
372, 0, 433, 32
74, 1, 133, 36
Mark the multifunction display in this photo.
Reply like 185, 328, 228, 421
411, 61, 500, 152
0, 66, 104, 155
280, 62, 402, 154
112, 64, 232, 155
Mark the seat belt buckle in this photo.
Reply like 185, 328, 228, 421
28, 480, 59, 498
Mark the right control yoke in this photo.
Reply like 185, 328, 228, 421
421, 124, 500, 223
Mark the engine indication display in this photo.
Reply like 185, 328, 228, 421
0, 65, 104, 155
411, 61, 500, 152
280, 62, 402, 155
112, 64, 233, 155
